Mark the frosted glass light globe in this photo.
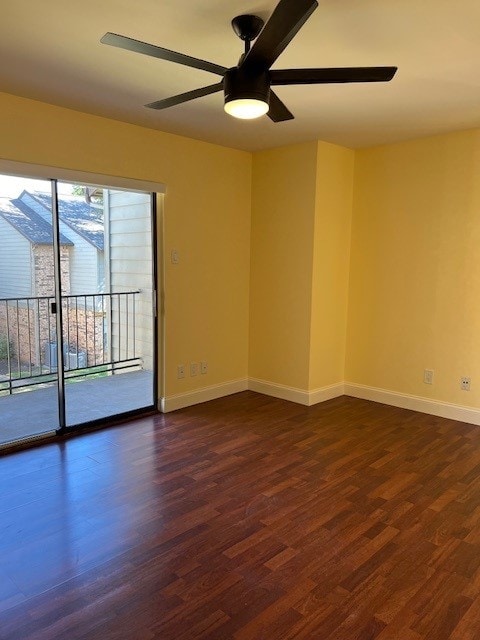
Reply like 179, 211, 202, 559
224, 98, 269, 119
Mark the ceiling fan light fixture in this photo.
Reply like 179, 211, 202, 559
224, 97, 269, 119
223, 67, 270, 120
103, 0, 398, 125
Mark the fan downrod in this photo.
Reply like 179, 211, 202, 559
231, 15, 264, 43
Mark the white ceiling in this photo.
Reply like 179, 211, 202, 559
2, 0, 480, 152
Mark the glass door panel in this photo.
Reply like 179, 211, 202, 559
0, 175, 60, 445
57, 183, 155, 427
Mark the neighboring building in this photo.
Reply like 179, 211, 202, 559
0, 188, 153, 374
0, 190, 104, 299
0, 190, 104, 368
0, 195, 73, 299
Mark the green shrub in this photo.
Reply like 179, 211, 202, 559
0, 335, 14, 360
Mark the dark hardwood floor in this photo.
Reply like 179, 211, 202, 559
1, 391, 480, 639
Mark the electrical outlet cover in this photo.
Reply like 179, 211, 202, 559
423, 369, 434, 384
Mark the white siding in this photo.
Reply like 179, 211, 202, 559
68, 239, 99, 295
0, 216, 33, 298
107, 190, 153, 372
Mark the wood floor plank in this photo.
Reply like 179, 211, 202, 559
2, 392, 480, 638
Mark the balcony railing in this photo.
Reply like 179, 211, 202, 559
0, 291, 141, 395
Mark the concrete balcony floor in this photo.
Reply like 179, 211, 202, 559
0, 370, 155, 446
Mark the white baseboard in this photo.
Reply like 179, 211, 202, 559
308, 383, 346, 406
248, 378, 310, 405
160, 378, 248, 412
248, 378, 344, 406
160, 377, 480, 427
344, 382, 480, 426
160, 377, 344, 412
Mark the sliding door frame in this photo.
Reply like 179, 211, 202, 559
51, 179, 67, 431
0, 161, 162, 444
54, 184, 159, 435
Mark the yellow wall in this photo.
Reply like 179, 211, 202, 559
5, 89, 480, 412
309, 141, 354, 389
0, 91, 252, 398
249, 140, 354, 393
249, 142, 317, 389
346, 129, 480, 407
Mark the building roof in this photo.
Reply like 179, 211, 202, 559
28, 192, 104, 251
0, 197, 73, 245
0, 190, 105, 250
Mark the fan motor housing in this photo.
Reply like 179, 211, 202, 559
224, 67, 270, 106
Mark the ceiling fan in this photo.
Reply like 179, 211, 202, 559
101, 0, 397, 122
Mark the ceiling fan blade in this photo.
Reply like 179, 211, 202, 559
268, 91, 294, 122
146, 82, 224, 110
271, 66, 398, 85
242, 0, 318, 73
101, 32, 227, 76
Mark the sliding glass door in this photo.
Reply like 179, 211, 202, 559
0, 176, 60, 445
0, 174, 156, 445
58, 183, 155, 427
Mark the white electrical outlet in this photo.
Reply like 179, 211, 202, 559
461, 376, 471, 391
177, 364, 185, 379
424, 369, 434, 385
190, 362, 198, 377
200, 361, 208, 375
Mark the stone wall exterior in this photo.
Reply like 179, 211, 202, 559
32, 245, 72, 368
34, 245, 70, 297
64, 304, 105, 367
